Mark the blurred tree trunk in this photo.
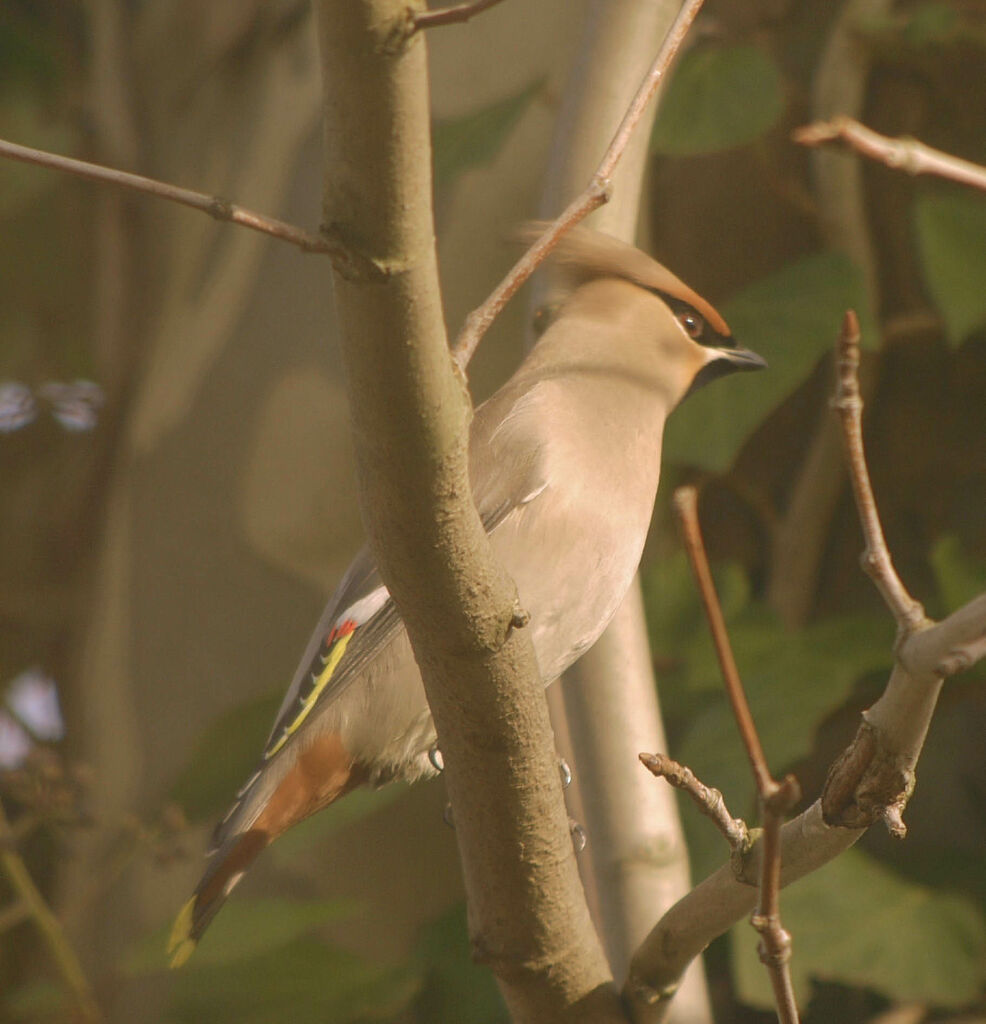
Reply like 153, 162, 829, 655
58, 4, 322, 997
536, 2, 711, 1018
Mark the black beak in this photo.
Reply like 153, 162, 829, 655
685, 345, 767, 397
719, 346, 767, 372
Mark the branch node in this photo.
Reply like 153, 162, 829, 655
509, 603, 531, 633
318, 222, 406, 283
626, 976, 678, 1007
754, 926, 792, 966
589, 174, 613, 205
881, 803, 907, 839
765, 774, 802, 816
208, 196, 234, 221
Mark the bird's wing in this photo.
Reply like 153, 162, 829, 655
261, 550, 396, 763
215, 381, 552, 853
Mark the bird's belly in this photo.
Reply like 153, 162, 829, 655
496, 500, 649, 685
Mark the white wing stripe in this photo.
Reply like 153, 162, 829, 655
341, 585, 390, 626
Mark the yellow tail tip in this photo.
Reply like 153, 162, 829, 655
167, 899, 197, 968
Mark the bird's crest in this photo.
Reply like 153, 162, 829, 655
518, 222, 731, 339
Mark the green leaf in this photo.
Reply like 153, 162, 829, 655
126, 898, 358, 974
643, 552, 750, 658
3, 980, 70, 1018
664, 251, 874, 472
675, 609, 890, 871
732, 849, 986, 1008
433, 80, 542, 190
915, 193, 986, 346
412, 904, 509, 1024
165, 938, 418, 1024
651, 44, 784, 156
930, 535, 986, 613
168, 691, 282, 823
902, 2, 960, 43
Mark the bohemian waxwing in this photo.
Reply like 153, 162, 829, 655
168, 227, 765, 965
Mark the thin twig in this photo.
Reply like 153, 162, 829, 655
0, 137, 338, 258
639, 753, 750, 852
412, 0, 507, 30
673, 488, 773, 794
673, 486, 802, 1024
795, 117, 986, 194
451, 0, 705, 369
0, 799, 102, 1022
752, 774, 802, 1024
832, 311, 928, 633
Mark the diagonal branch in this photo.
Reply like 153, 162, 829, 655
411, 0, 508, 31
0, 799, 102, 1023
0, 137, 339, 259
451, 0, 705, 370
795, 117, 986, 193
639, 753, 749, 854
625, 310, 986, 1021
673, 487, 802, 1024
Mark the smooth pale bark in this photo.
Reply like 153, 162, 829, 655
314, 3, 623, 1020
536, 2, 711, 1019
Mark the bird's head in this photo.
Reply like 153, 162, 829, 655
525, 225, 766, 406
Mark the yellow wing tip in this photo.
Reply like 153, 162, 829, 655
167, 899, 197, 969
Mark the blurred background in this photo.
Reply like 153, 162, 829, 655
1, 1, 985, 1022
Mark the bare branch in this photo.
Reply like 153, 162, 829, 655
639, 753, 749, 853
451, 0, 705, 369
832, 311, 929, 633
752, 773, 802, 1024
672, 487, 774, 793
672, 486, 802, 1024
0, 800, 102, 1023
795, 117, 986, 193
0, 137, 339, 259
627, 311, 986, 1019
411, 0, 507, 30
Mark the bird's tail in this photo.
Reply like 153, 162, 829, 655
167, 827, 269, 967
168, 730, 365, 966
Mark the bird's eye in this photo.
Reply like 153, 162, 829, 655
678, 312, 704, 339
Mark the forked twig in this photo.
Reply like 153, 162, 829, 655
451, 0, 705, 369
673, 487, 802, 1024
639, 753, 749, 853
412, 0, 508, 31
0, 799, 102, 1022
0, 138, 338, 259
832, 311, 928, 634
795, 117, 986, 194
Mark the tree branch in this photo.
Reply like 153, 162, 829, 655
673, 487, 802, 1024
832, 311, 927, 633
452, 0, 705, 370
623, 311, 986, 1022
411, 0, 508, 31
0, 799, 102, 1023
795, 117, 986, 193
313, 3, 622, 1020
0, 137, 338, 259
639, 754, 749, 853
